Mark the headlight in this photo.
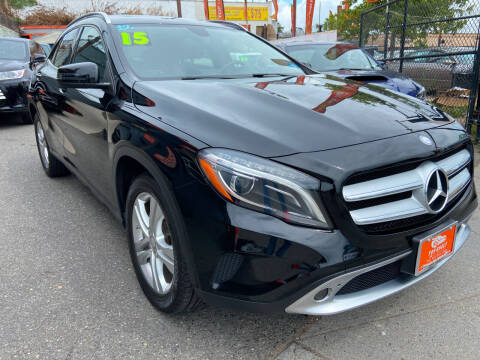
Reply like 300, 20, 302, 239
416, 85, 426, 99
0, 69, 26, 81
198, 148, 329, 228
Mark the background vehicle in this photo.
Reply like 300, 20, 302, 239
276, 41, 426, 98
387, 48, 475, 93
32, 14, 476, 315
0, 37, 46, 123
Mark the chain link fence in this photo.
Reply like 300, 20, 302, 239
359, 0, 480, 142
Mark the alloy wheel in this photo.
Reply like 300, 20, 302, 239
36, 121, 49, 167
131, 192, 175, 294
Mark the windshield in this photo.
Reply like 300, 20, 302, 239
286, 44, 381, 72
0, 39, 27, 61
112, 24, 304, 79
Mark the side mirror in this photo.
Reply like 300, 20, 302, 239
57, 62, 110, 89
376, 60, 386, 67
32, 53, 47, 64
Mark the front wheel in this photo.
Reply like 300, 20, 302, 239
34, 114, 70, 177
126, 173, 202, 313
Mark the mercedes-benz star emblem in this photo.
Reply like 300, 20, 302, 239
425, 168, 449, 213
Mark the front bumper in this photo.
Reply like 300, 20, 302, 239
0, 79, 30, 114
191, 178, 476, 315
285, 221, 471, 315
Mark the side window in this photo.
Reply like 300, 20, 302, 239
52, 29, 79, 67
72, 26, 107, 81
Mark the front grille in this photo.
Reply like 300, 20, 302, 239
337, 260, 402, 295
342, 148, 472, 233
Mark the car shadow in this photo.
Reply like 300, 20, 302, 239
0, 114, 28, 129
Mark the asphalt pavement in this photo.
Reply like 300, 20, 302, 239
0, 115, 479, 360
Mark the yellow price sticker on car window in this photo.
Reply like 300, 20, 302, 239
121, 32, 150, 46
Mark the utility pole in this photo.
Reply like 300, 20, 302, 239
244, 0, 248, 30
318, 0, 321, 32
176, 0, 182, 17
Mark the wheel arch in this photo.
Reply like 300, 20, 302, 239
113, 145, 202, 289
113, 146, 170, 226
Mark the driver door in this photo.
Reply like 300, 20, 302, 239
58, 25, 115, 204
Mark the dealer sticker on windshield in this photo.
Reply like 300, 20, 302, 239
116, 25, 150, 46
120, 32, 150, 46
415, 224, 456, 275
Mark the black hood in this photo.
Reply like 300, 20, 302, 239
133, 74, 452, 157
0, 60, 27, 72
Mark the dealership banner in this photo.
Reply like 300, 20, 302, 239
291, 1, 296, 37
208, 6, 268, 21
272, 0, 278, 20
305, 0, 315, 35
215, 0, 226, 20
203, 0, 210, 19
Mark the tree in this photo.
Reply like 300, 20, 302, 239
277, 22, 284, 34
8, 0, 36, 9
324, 0, 473, 46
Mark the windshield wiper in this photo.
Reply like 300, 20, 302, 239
250, 73, 295, 78
181, 75, 243, 80
334, 68, 371, 71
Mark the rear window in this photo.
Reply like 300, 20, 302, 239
0, 39, 26, 60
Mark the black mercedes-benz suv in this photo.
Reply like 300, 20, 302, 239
31, 13, 477, 315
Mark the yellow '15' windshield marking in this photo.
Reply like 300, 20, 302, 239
121, 32, 150, 45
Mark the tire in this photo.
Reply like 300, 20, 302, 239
126, 173, 203, 313
21, 111, 33, 124
34, 114, 70, 177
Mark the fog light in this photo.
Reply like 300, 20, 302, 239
313, 288, 329, 301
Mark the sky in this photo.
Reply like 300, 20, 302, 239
277, 0, 341, 32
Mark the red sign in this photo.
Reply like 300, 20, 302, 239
305, 0, 315, 35
216, 0, 226, 20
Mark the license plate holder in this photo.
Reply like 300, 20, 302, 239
414, 223, 457, 276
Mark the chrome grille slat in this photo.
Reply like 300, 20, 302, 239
447, 168, 471, 202
350, 198, 427, 225
343, 149, 472, 226
343, 170, 423, 202
436, 149, 471, 175
0, 90, 5, 100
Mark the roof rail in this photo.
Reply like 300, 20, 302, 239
208, 20, 246, 31
67, 12, 111, 27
